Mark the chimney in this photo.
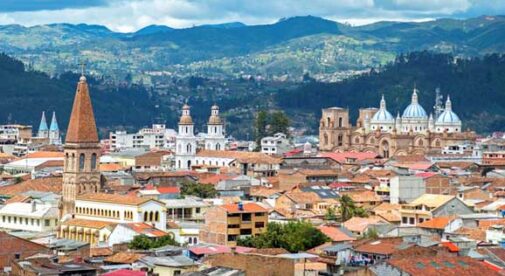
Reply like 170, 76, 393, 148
31, 201, 36, 212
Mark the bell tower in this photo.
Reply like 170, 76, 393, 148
61, 74, 101, 218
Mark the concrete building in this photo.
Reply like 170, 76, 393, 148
261, 132, 292, 156
0, 201, 59, 232
109, 124, 177, 151
389, 175, 425, 204
199, 202, 268, 246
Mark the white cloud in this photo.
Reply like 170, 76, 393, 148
0, 0, 501, 32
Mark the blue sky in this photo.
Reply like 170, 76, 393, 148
0, 0, 504, 32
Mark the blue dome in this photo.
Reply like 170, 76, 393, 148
372, 109, 394, 122
371, 95, 395, 122
402, 104, 428, 118
436, 110, 460, 124
402, 88, 428, 119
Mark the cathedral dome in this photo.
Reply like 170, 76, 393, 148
436, 96, 461, 124
371, 95, 394, 123
179, 103, 193, 125
402, 88, 428, 119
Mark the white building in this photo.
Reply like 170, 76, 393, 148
205, 105, 226, 151
74, 193, 167, 231
0, 201, 59, 232
389, 175, 425, 204
175, 104, 197, 170
110, 124, 177, 151
260, 133, 292, 156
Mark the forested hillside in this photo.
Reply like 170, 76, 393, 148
277, 51, 505, 134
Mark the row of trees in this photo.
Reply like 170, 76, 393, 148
128, 234, 178, 250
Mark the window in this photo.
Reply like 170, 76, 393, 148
402, 217, 407, 224
241, 213, 251, 222
255, 222, 265, 228
409, 217, 415, 225
228, 224, 240, 228
240, 229, 252, 235
338, 117, 343, 127
45, 219, 50, 226
227, 235, 238, 241
195, 207, 201, 214
174, 270, 181, 276
79, 153, 85, 171
14, 253, 21, 260
255, 212, 264, 217
91, 153, 97, 170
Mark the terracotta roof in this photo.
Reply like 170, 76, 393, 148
415, 172, 440, 179
407, 194, 455, 209
320, 152, 380, 163
341, 190, 381, 203
102, 269, 146, 276
387, 256, 501, 276
90, 247, 113, 257
478, 219, 505, 229
4, 194, 31, 204
35, 160, 64, 170
364, 169, 397, 178
0, 177, 62, 196
65, 76, 99, 143
221, 202, 267, 213
354, 238, 403, 255
284, 191, 321, 204
100, 163, 126, 172
392, 155, 429, 163
77, 193, 156, 206
250, 186, 283, 198
393, 162, 434, 171
299, 169, 339, 177
25, 151, 64, 159
373, 204, 402, 222
0, 231, 49, 268
436, 162, 477, 170
157, 186, 180, 194
418, 216, 456, 230
122, 223, 167, 237
198, 174, 234, 185
343, 216, 387, 233
317, 225, 355, 242
196, 150, 281, 164
249, 248, 290, 255
454, 227, 486, 241
62, 218, 116, 229
105, 252, 145, 264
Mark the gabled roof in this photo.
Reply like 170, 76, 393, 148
386, 256, 501, 276
65, 76, 98, 143
317, 225, 355, 242
406, 194, 455, 209
418, 216, 456, 230
0, 177, 62, 196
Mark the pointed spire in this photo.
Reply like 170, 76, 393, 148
411, 86, 419, 104
65, 75, 98, 143
50, 111, 59, 131
38, 111, 48, 132
445, 95, 452, 111
380, 94, 386, 110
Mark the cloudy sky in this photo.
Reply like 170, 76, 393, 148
0, 0, 504, 32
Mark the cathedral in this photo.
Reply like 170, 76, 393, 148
37, 111, 61, 145
319, 87, 476, 157
175, 103, 226, 170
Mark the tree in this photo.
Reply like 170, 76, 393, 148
180, 181, 217, 198
128, 234, 178, 250
269, 111, 290, 136
324, 207, 337, 221
253, 110, 290, 150
254, 110, 269, 150
237, 221, 329, 252
339, 195, 368, 222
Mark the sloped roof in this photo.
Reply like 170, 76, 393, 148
62, 218, 116, 229
0, 177, 62, 196
320, 152, 380, 163
221, 202, 267, 213
407, 194, 455, 209
418, 216, 456, 230
317, 225, 355, 242
196, 150, 281, 164
121, 223, 167, 237
386, 256, 501, 276
65, 76, 98, 143
343, 216, 387, 233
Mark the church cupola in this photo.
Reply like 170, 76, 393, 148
37, 111, 49, 138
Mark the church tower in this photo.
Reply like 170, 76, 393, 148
49, 111, 61, 145
175, 103, 197, 170
61, 75, 101, 218
205, 104, 226, 150
37, 111, 49, 138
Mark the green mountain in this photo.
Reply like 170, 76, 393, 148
3, 15, 505, 80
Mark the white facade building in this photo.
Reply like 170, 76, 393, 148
390, 176, 426, 204
175, 104, 197, 170
260, 133, 292, 156
110, 124, 177, 151
205, 105, 226, 151
0, 201, 59, 232
74, 193, 167, 231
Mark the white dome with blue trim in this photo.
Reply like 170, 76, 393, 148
371, 95, 394, 122
402, 88, 428, 119
436, 96, 461, 124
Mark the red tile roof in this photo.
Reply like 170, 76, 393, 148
317, 226, 355, 242
221, 202, 267, 213
102, 270, 146, 276
418, 216, 455, 230
0, 177, 62, 196
320, 152, 379, 163
25, 151, 64, 159
157, 186, 180, 194
354, 238, 403, 255
122, 223, 167, 237
65, 77, 99, 143
387, 256, 500, 276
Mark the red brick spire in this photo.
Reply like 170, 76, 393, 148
65, 75, 98, 143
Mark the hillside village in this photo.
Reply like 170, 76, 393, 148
1, 74, 505, 275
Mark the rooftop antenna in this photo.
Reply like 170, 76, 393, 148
433, 87, 443, 120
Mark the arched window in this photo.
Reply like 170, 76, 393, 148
91, 153, 97, 170
338, 117, 343, 127
187, 143, 192, 153
155, 211, 159, 222
326, 117, 330, 127
79, 153, 85, 171
187, 160, 191, 169
144, 212, 148, 221
65, 153, 69, 169
216, 143, 221, 150
178, 160, 181, 168
323, 133, 328, 145
214, 126, 217, 133
149, 211, 154, 222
